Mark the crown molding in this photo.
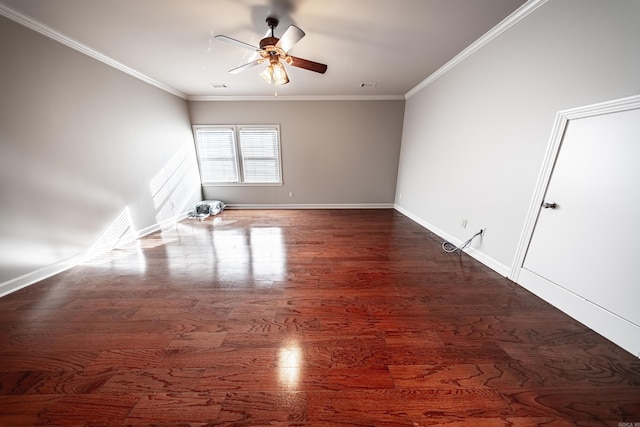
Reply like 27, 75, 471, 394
2, 0, 546, 103
187, 94, 406, 102
405, 0, 548, 99
0, 3, 187, 99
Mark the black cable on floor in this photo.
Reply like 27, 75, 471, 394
442, 229, 484, 253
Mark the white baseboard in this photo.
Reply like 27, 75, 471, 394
518, 268, 640, 358
0, 252, 84, 298
1, 205, 503, 299
225, 203, 395, 209
392, 207, 640, 359
136, 211, 191, 238
394, 204, 510, 277
0, 210, 192, 298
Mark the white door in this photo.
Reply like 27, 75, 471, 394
520, 104, 640, 356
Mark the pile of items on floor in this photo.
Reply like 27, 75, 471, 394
188, 200, 225, 220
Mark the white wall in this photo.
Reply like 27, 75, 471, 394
189, 100, 405, 206
396, 0, 640, 274
0, 16, 201, 292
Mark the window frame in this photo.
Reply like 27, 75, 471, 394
193, 124, 283, 187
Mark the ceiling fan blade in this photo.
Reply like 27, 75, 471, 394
229, 59, 263, 74
276, 25, 305, 53
288, 56, 327, 74
215, 35, 259, 51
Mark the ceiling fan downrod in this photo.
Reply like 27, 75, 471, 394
266, 17, 278, 37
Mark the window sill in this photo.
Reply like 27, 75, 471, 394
202, 182, 284, 187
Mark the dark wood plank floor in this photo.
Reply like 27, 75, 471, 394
1, 209, 639, 426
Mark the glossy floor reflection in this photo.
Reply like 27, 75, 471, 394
0, 209, 639, 426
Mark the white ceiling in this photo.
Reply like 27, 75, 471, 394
0, 0, 528, 99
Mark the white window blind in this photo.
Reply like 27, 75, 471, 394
193, 125, 282, 185
238, 127, 281, 183
194, 127, 239, 183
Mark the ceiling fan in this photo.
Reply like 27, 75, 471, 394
216, 17, 327, 85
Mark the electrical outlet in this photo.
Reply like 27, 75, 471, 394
461, 219, 468, 229
288, 192, 293, 198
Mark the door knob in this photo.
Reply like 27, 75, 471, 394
542, 202, 557, 209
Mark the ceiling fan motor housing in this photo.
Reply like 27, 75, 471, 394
259, 37, 280, 50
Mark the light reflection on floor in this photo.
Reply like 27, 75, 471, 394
81, 217, 288, 284
278, 344, 302, 389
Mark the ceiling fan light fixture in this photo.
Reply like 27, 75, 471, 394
271, 61, 289, 85
260, 65, 274, 84
260, 55, 289, 85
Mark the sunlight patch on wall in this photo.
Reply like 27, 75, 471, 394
82, 207, 136, 263
149, 146, 200, 228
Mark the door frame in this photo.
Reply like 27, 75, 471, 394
509, 94, 640, 358
511, 94, 640, 281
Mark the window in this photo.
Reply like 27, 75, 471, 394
193, 125, 282, 185
238, 127, 281, 183
193, 126, 238, 183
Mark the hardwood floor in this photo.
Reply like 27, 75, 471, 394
0, 209, 639, 426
